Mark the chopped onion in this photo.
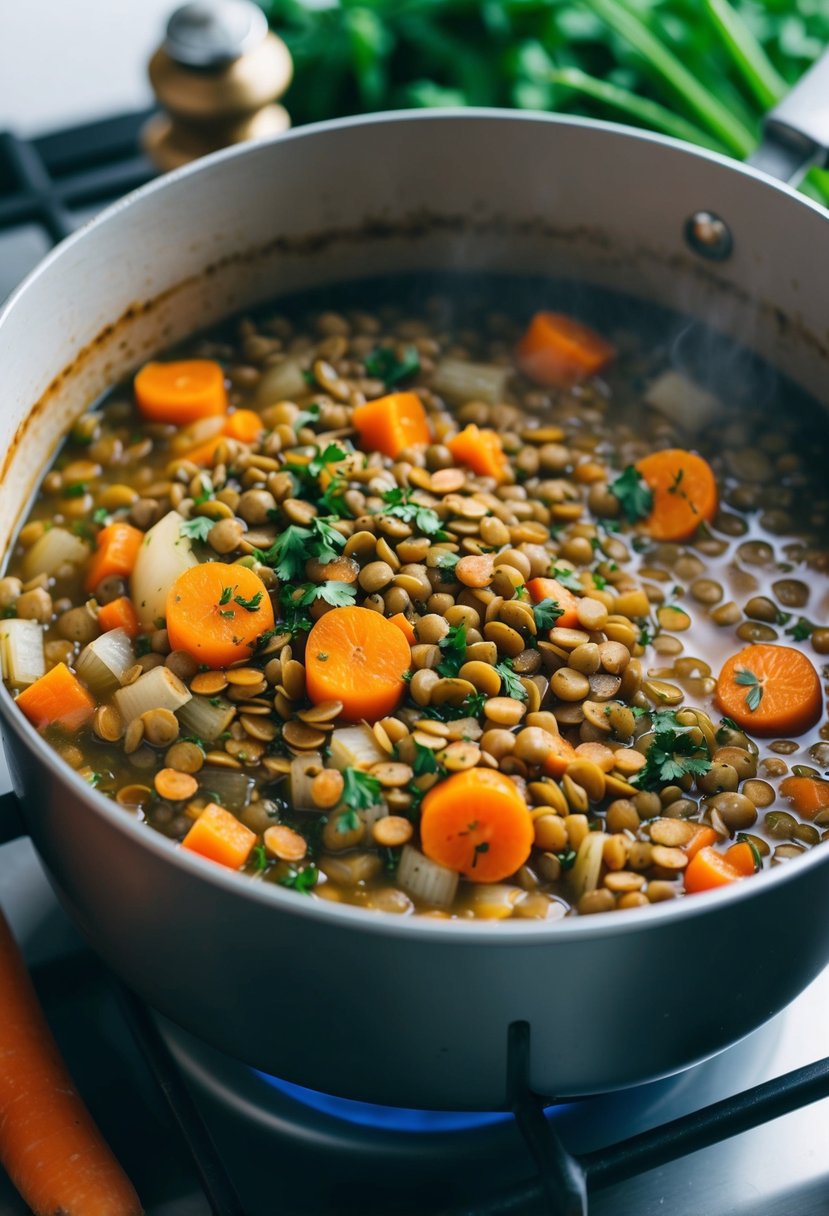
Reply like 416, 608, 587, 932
177, 694, 235, 742
397, 844, 459, 908
431, 358, 508, 406
256, 358, 307, 406
569, 831, 607, 901
130, 510, 197, 630
290, 752, 324, 811
76, 628, 135, 696
198, 767, 254, 812
114, 665, 191, 724
0, 619, 45, 687
328, 725, 386, 771
644, 371, 720, 432
22, 527, 89, 581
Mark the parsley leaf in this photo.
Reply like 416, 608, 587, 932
609, 466, 654, 524
218, 585, 234, 606
437, 621, 467, 677
298, 580, 357, 608
251, 843, 268, 872
279, 863, 318, 894
255, 524, 313, 581
92, 507, 110, 525
310, 516, 346, 563
381, 499, 447, 539
416, 692, 486, 722
63, 482, 88, 498
193, 473, 214, 506
532, 597, 564, 632
364, 344, 420, 387
550, 566, 583, 592
787, 617, 813, 642
341, 768, 382, 810
715, 716, 739, 743
234, 591, 263, 612
632, 715, 712, 791
180, 516, 213, 542
495, 659, 528, 701
413, 742, 440, 775
734, 667, 763, 712
308, 443, 348, 479
293, 403, 320, 432
433, 550, 460, 581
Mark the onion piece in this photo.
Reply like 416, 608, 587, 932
177, 694, 235, 742
0, 620, 45, 687
644, 371, 720, 433
431, 358, 508, 406
75, 629, 135, 696
569, 831, 607, 901
22, 527, 89, 581
114, 665, 191, 724
328, 725, 386, 771
290, 752, 324, 811
256, 358, 307, 407
397, 844, 459, 908
130, 510, 197, 630
198, 767, 254, 812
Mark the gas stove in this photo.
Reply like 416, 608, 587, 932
2, 113, 829, 1216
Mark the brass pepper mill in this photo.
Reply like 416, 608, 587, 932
142, 0, 292, 172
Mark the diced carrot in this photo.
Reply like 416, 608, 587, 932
516, 311, 616, 387
180, 435, 224, 468
715, 644, 822, 737
166, 562, 274, 669
446, 424, 509, 484
351, 392, 431, 458
634, 449, 718, 541
84, 522, 144, 593
224, 409, 265, 444
16, 663, 96, 732
305, 606, 411, 723
684, 845, 744, 894
724, 841, 759, 876
181, 803, 256, 869
0, 911, 142, 1216
779, 775, 829, 819
525, 576, 580, 628
134, 359, 227, 426
542, 735, 579, 778
420, 769, 533, 883
96, 597, 139, 639
684, 824, 719, 861
389, 612, 416, 645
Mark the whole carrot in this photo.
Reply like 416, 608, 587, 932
0, 911, 143, 1216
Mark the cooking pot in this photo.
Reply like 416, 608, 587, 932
0, 60, 828, 1111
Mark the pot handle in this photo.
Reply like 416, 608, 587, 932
0, 790, 25, 844
748, 50, 829, 186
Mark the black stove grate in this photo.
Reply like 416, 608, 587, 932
3, 111, 829, 1216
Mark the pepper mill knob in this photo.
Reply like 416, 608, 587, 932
142, 0, 292, 172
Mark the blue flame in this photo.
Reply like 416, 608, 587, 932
253, 1071, 512, 1132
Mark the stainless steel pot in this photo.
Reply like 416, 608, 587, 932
1, 63, 828, 1110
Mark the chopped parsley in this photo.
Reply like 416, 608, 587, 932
495, 659, 528, 701
218, 586, 234, 606
532, 597, 564, 632
179, 516, 213, 542
379, 488, 447, 539
437, 621, 468, 677
787, 617, 813, 642
63, 482, 88, 498
92, 507, 110, 525
251, 843, 268, 871
335, 808, 361, 833
193, 473, 214, 506
417, 692, 487, 721
632, 710, 712, 790
364, 344, 420, 387
412, 742, 440, 776
734, 667, 763, 712
736, 833, 762, 871
715, 716, 740, 744
293, 403, 320, 432
433, 550, 460, 581
307, 443, 348, 479
278, 864, 318, 894
298, 580, 357, 609
234, 591, 263, 612
341, 767, 382, 810
556, 849, 577, 871
255, 516, 345, 581
549, 566, 583, 592
609, 465, 653, 524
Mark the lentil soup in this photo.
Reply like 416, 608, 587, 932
4, 277, 828, 920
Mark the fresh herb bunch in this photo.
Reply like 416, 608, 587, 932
632, 708, 712, 790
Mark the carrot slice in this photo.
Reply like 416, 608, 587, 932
516, 311, 616, 387
84, 522, 144, 593
779, 775, 829, 819
166, 562, 274, 669
134, 359, 227, 426
305, 605, 411, 723
542, 734, 579, 778
715, 643, 822, 737
181, 802, 256, 869
525, 576, 580, 629
446, 424, 509, 484
351, 392, 431, 458
684, 824, 719, 861
16, 663, 96, 732
634, 448, 718, 541
0, 911, 142, 1216
96, 596, 139, 639
724, 841, 759, 876
420, 769, 533, 883
684, 845, 744, 894
224, 409, 265, 444
389, 612, 416, 645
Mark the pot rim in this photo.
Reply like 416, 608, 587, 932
2, 106, 827, 944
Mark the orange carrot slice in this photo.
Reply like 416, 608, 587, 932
84, 522, 144, 593
16, 663, 96, 732
446, 424, 509, 483
224, 409, 265, 444
684, 824, 720, 861
420, 769, 533, 883
305, 606, 411, 723
96, 596, 139, 639
724, 841, 759, 876
351, 392, 431, 458
166, 562, 274, 669
516, 312, 616, 387
634, 449, 718, 541
389, 612, 416, 645
779, 775, 829, 819
542, 735, 579, 778
715, 644, 822, 737
684, 845, 744, 894
525, 576, 580, 629
181, 803, 256, 869
134, 359, 227, 426
0, 911, 142, 1216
